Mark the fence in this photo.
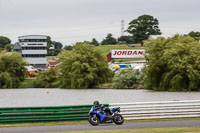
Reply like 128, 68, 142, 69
0, 104, 107, 124
110, 100, 200, 120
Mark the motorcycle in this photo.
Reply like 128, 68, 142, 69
88, 105, 124, 126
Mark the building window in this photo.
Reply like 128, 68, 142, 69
22, 54, 46, 58
22, 47, 46, 50
19, 39, 47, 42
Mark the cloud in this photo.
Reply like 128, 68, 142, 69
0, 0, 200, 44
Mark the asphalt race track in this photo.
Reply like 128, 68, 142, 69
1, 120, 200, 133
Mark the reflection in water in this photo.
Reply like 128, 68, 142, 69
0, 88, 200, 107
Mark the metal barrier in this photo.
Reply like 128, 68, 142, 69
109, 100, 200, 120
0, 104, 108, 124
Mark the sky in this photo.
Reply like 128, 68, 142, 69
0, 0, 200, 45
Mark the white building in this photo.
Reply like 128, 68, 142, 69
17, 35, 48, 69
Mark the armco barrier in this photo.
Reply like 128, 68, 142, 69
110, 100, 200, 120
0, 104, 108, 124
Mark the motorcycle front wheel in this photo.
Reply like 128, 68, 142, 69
88, 115, 100, 126
113, 114, 124, 125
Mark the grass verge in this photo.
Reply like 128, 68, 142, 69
1, 117, 200, 128
58, 127, 200, 133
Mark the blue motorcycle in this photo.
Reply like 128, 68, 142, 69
88, 105, 124, 126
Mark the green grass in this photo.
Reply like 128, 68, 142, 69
58, 127, 200, 133
1, 117, 200, 128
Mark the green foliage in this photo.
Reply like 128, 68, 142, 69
0, 52, 28, 88
187, 31, 200, 40
47, 36, 63, 56
144, 35, 200, 91
47, 36, 53, 49
117, 41, 127, 45
63, 45, 73, 50
101, 33, 117, 45
53, 41, 63, 49
118, 36, 135, 44
5, 44, 14, 52
0, 72, 12, 88
0, 36, 11, 48
48, 49, 62, 56
59, 43, 114, 89
127, 14, 161, 45
19, 79, 37, 88
112, 69, 142, 89
91, 38, 99, 46
33, 68, 58, 88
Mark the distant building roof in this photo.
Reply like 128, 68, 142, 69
13, 43, 22, 50
18, 35, 47, 40
48, 59, 61, 67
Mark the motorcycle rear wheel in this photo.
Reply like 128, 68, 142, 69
113, 114, 124, 125
88, 115, 100, 126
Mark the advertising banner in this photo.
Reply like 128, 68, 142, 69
111, 49, 145, 58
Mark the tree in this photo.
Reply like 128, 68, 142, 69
5, 44, 14, 52
187, 31, 200, 40
127, 15, 161, 46
143, 35, 200, 91
63, 45, 73, 50
47, 36, 53, 49
59, 43, 114, 89
91, 38, 99, 46
33, 67, 58, 88
0, 52, 28, 88
118, 36, 135, 44
101, 33, 117, 45
53, 41, 63, 49
0, 36, 11, 48
47, 36, 63, 56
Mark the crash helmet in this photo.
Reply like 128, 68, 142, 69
93, 101, 99, 106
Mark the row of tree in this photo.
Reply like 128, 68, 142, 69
64, 14, 200, 47
0, 43, 114, 89
71, 14, 162, 46
1, 35, 200, 91
1, 14, 200, 53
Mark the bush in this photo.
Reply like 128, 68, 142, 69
19, 79, 37, 88
112, 68, 142, 89
33, 68, 59, 88
0, 52, 27, 88
144, 35, 200, 91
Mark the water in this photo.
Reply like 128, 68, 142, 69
0, 88, 200, 107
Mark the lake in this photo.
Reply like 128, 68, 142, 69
0, 88, 200, 107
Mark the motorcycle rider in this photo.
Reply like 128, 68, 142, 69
89, 101, 123, 124
93, 101, 102, 110
93, 101, 112, 115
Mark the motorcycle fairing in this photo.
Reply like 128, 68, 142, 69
112, 107, 120, 113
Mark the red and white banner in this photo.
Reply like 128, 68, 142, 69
111, 49, 145, 58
